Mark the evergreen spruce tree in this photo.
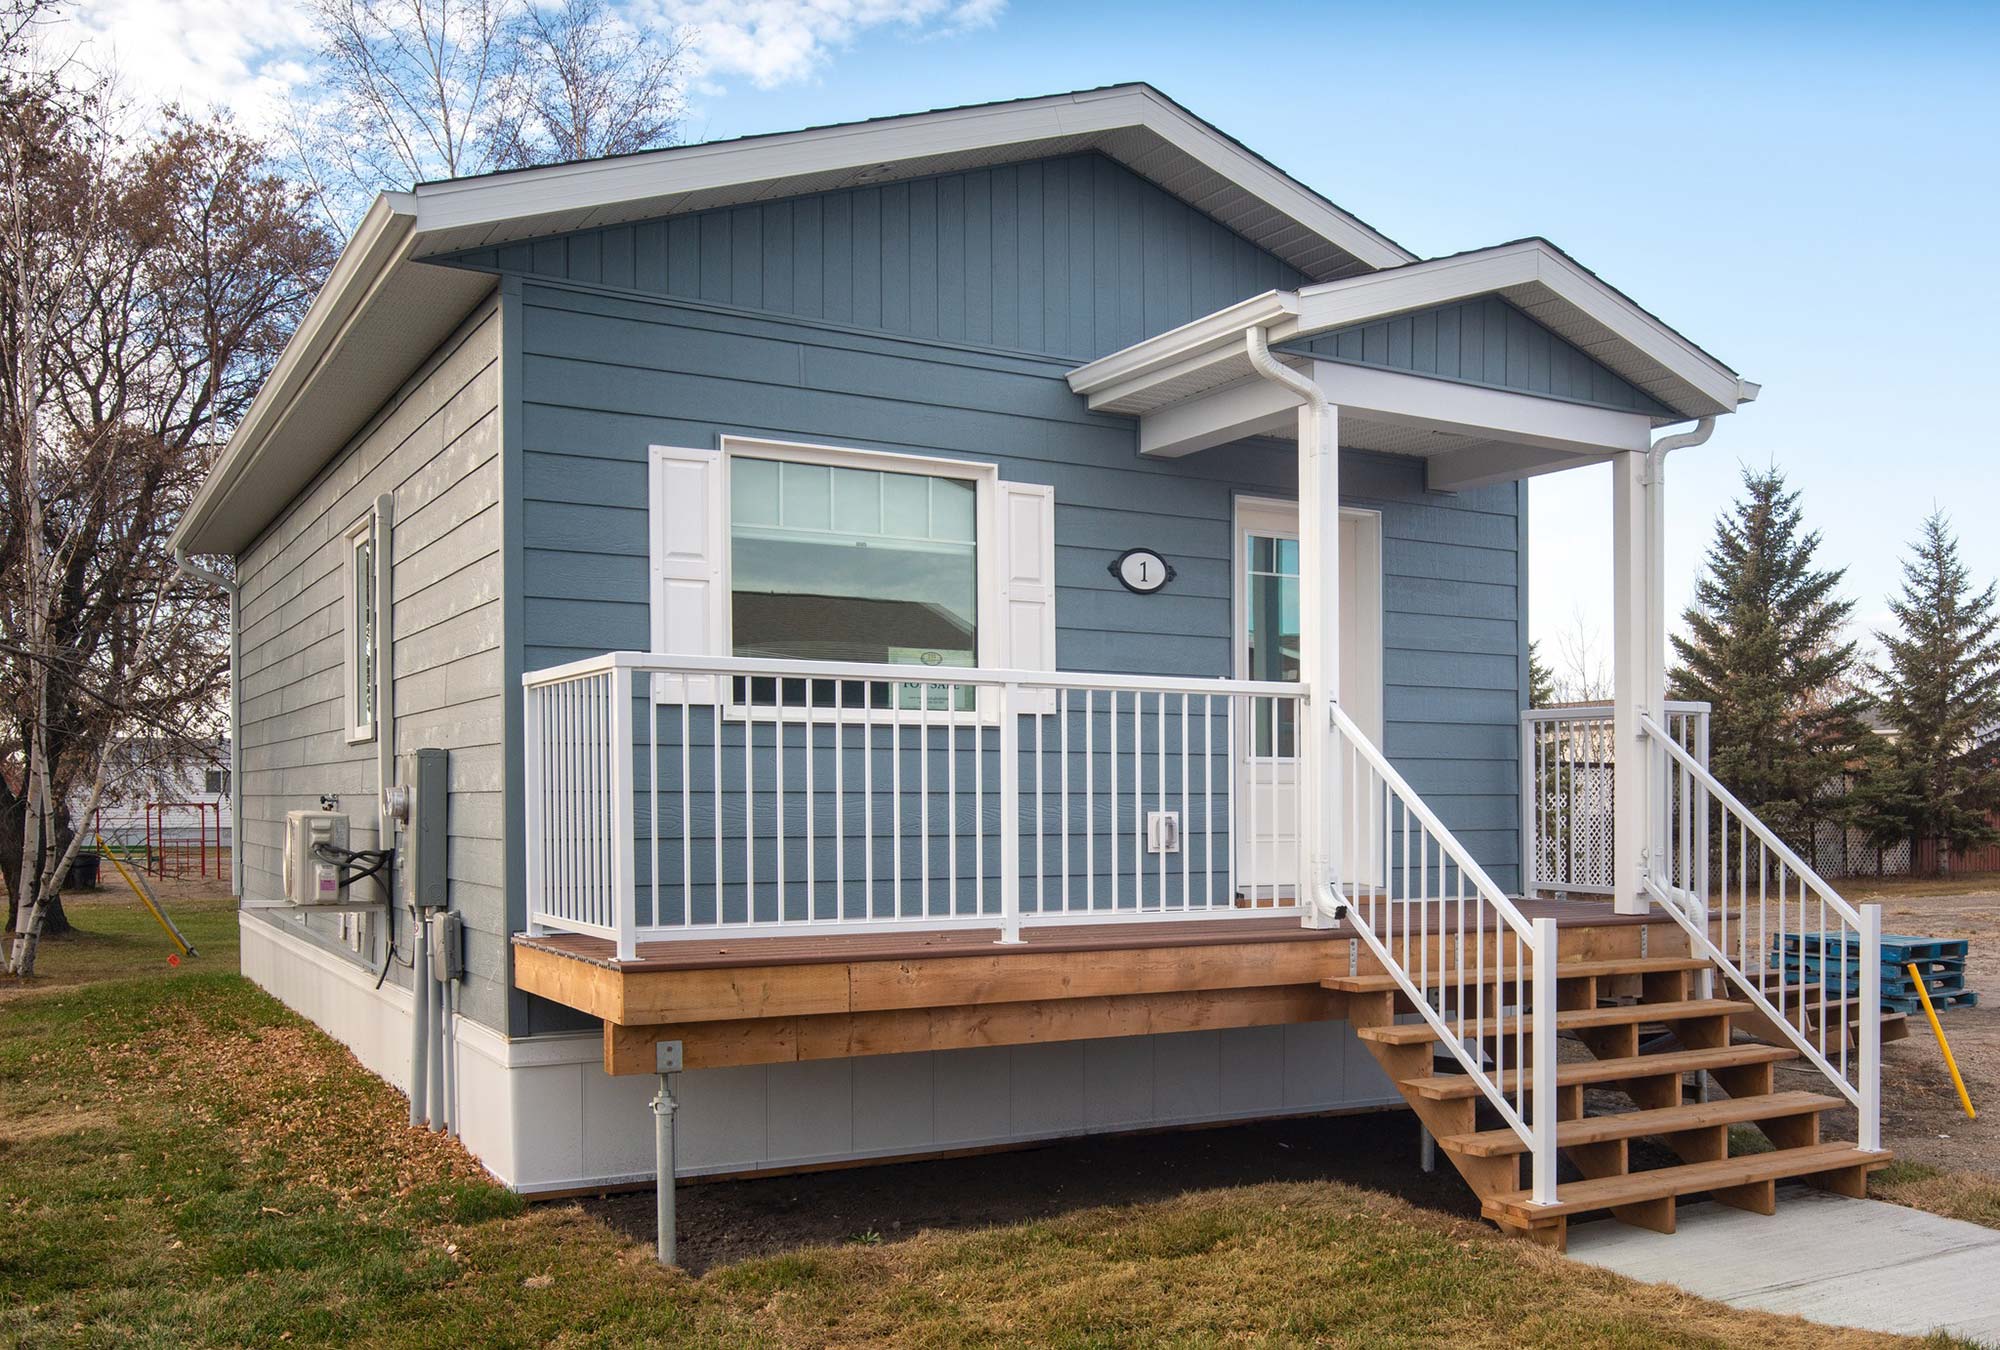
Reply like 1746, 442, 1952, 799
1669, 466, 1872, 845
1865, 511, 2000, 865
1528, 640, 1556, 708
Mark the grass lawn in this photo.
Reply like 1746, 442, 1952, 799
2, 884, 242, 998
0, 901, 1978, 1347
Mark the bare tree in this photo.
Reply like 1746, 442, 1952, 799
0, 83, 334, 971
489, 0, 688, 167
1549, 608, 1612, 705
291, 0, 513, 232
291, 0, 691, 234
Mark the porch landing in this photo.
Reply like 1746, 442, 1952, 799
512, 900, 1675, 1077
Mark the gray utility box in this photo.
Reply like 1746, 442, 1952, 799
396, 748, 449, 910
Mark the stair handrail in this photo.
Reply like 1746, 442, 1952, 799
1638, 713, 1882, 1150
1325, 702, 1559, 1202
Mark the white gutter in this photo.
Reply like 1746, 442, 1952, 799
1242, 322, 1340, 930
172, 550, 242, 897
1642, 416, 1716, 719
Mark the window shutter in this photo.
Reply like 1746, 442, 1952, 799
649, 445, 725, 700
997, 480, 1056, 701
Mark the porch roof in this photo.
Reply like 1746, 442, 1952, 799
1065, 239, 1760, 485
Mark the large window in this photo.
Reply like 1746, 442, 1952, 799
345, 515, 376, 742
729, 454, 978, 679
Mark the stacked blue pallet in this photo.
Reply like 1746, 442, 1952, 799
1775, 932, 1978, 1014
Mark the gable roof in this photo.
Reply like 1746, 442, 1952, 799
407, 85, 1416, 281
1067, 239, 1759, 424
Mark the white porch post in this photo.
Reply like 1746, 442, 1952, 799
1298, 396, 1341, 925
1610, 450, 1663, 915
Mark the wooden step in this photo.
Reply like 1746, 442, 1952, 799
1438, 1090, 1843, 1157
1483, 1141, 1888, 1223
1323, 955, 1711, 994
1357, 998, 1739, 1046
1402, 1043, 1796, 1101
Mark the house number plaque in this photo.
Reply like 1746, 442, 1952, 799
1110, 548, 1175, 595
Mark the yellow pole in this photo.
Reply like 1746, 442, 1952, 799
96, 834, 198, 959
1908, 961, 1974, 1119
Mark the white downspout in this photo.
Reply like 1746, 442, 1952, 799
173, 550, 242, 898
1642, 416, 1714, 720
1244, 325, 1340, 926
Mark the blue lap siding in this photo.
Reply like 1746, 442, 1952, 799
499, 276, 1528, 1035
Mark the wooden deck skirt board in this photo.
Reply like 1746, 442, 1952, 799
513, 903, 1681, 1072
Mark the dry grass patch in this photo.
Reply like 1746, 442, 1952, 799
1872, 1160, 2000, 1231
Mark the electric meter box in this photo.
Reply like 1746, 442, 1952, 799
396, 748, 449, 910
283, 810, 350, 906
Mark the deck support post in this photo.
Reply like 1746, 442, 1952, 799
1858, 903, 1883, 1151
1610, 450, 1657, 916
1530, 915, 1559, 1205
651, 1040, 683, 1266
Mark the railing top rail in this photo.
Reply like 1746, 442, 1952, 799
1638, 711, 1863, 928
524, 651, 1309, 699
1520, 700, 1711, 724
1330, 701, 1535, 943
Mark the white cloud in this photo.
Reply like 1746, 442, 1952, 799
58, 0, 316, 129
55, 0, 1007, 133
654, 0, 1005, 89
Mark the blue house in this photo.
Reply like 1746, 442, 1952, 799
173, 86, 1890, 1254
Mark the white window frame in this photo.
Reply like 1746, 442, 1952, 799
717, 434, 1002, 672
343, 513, 378, 744
647, 436, 1011, 720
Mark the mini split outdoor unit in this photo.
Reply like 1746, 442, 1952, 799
282, 810, 350, 906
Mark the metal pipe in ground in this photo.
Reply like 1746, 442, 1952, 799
652, 1040, 684, 1266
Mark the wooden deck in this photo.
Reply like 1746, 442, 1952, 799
513, 901, 1679, 1077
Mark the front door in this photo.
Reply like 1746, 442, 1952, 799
1234, 498, 1383, 901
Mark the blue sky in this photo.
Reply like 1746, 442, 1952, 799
73, 0, 2000, 669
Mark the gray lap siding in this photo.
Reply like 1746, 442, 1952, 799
235, 298, 512, 1031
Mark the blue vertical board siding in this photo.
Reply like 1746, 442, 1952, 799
1294, 296, 1671, 416
441, 152, 1311, 362
509, 282, 1528, 1034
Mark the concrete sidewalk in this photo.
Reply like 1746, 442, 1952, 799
1567, 1187, 2000, 1344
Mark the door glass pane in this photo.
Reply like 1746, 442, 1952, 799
732, 456, 978, 709
1245, 530, 1298, 757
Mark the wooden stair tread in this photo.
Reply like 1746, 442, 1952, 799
1323, 955, 1711, 994
1438, 1090, 1843, 1157
1357, 998, 1739, 1046
1402, 1043, 1796, 1101
1484, 1142, 1889, 1221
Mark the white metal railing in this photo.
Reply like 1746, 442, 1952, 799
1328, 702, 1558, 1205
1521, 701, 1709, 898
1639, 713, 1882, 1152
523, 652, 1308, 956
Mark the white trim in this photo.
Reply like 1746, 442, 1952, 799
1311, 361, 1655, 455
343, 512, 378, 744
408, 87, 1413, 272
712, 435, 1002, 671
1069, 239, 1749, 425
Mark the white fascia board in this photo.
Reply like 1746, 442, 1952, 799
407, 86, 1414, 270
1310, 360, 1655, 456
171, 192, 420, 556
1291, 241, 1745, 416
1139, 376, 1301, 457
1067, 290, 1298, 406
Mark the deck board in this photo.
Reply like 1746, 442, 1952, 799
513, 898, 1653, 973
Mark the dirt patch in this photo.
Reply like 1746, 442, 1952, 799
583, 1108, 1477, 1275
0, 1105, 119, 1143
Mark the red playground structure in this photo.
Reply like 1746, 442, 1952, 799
144, 801, 229, 881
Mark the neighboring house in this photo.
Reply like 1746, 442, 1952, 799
86, 737, 234, 852
172, 86, 1890, 1251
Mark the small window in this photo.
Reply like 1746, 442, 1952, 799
204, 767, 231, 796
730, 453, 978, 709
346, 516, 377, 742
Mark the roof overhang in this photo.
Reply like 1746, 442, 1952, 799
1067, 240, 1758, 492
174, 85, 1416, 557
